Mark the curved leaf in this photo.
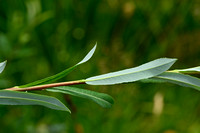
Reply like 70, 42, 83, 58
46, 86, 114, 108
0, 60, 7, 74
151, 72, 200, 91
85, 58, 177, 85
0, 90, 70, 112
19, 44, 96, 88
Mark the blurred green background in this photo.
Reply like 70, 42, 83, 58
0, 0, 200, 132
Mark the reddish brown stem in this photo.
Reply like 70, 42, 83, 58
5, 80, 85, 91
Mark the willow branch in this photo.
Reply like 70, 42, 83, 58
5, 80, 85, 91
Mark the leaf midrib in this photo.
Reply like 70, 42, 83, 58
155, 75, 200, 89
54, 88, 111, 105
85, 60, 174, 82
0, 96, 69, 111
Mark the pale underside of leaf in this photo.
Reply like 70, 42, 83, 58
0, 60, 7, 74
149, 72, 200, 91
19, 44, 96, 88
0, 90, 70, 112
173, 66, 200, 73
46, 86, 114, 108
85, 58, 177, 85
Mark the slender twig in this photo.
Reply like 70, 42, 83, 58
5, 80, 86, 91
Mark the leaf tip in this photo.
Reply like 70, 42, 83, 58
160, 57, 177, 62
0, 60, 7, 74
67, 109, 71, 113
95, 42, 97, 47
77, 44, 97, 65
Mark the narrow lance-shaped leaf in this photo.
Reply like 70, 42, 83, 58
149, 72, 200, 91
46, 86, 114, 108
19, 44, 97, 88
171, 66, 200, 74
0, 90, 70, 112
85, 58, 177, 85
0, 60, 7, 74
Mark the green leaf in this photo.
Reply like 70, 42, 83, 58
46, 86, 114, 108
150, 72, 200, 91
0, 90, 70, 112
172, 66, 200, 73
85, 58, 177, 85
19, 44, 97, 88
0, 60, 7, 74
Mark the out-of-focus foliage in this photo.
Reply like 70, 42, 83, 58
0, 0, 200, 132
